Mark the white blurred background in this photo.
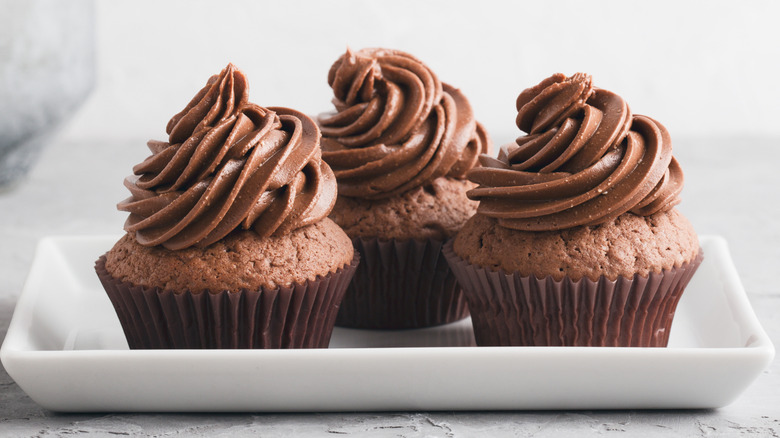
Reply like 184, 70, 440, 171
62, 0, 780, 147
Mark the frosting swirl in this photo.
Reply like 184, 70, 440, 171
319, 48, 490, 199
118, 64, 337, 250
468, 73, 683, 231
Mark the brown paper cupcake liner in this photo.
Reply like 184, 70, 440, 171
95, 253, 359, 349
443, 241, 703, 347
335, 237, 469, 329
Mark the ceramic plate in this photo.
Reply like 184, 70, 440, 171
0, 235, 774, 412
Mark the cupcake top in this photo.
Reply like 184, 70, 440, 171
467, 73, 684, 231
318, 48, 491, 199
118, 64, 337, 250
330, 177, 480, 241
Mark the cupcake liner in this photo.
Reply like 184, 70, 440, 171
335, 237, 469, 329
95, 253, 359, 349
443, 241, 703, 347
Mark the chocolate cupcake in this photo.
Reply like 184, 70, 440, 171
95, 64, 358, 349
318, 48, 491, 329
445, 73, 702, 347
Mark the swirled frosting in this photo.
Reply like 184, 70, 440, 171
118, 64, 337, 250
318, 48, 491, 199
468, 73, 683, 231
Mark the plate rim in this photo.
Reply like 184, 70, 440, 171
1, 234, 775, 412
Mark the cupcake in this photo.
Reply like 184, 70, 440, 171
444, 73, 702, 347
318, 48, 491, 329
95, 64, 358, 349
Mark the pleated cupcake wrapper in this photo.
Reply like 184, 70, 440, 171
335, 237, 469, 329
443, 241, 703, 347
95, 253, 359, 349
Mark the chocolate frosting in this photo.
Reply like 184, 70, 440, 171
318, 48, 491, 199
118, 64, 337, 250
468, 73, 683, 231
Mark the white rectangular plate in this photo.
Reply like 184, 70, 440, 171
1, 235, 774, 412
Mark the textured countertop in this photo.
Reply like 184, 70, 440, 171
1, 135, 778, 437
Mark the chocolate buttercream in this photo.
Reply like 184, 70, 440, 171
118, 64, 337, 250
319, 48, 490, 199
468, 73, 683, 231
